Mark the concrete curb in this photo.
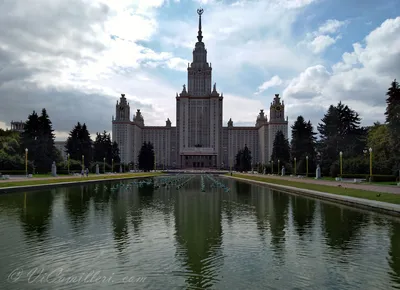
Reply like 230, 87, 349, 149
225, 175, 400, 217
0, 174, 160, 194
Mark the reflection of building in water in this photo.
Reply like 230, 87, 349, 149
110, 188, 130, 253
174, 178, 223, 289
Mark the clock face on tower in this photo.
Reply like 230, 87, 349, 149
119, 106, 124, 111
275, 105, 282, 112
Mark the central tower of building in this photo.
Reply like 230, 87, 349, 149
175, 8, 223, 168
187, 8, 212, 96
112, 8, 288, 169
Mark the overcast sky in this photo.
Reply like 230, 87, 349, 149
0, 0, 399, 140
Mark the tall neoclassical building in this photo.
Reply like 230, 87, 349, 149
112, 9, 288, 169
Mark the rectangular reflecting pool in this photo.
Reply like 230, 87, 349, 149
0, 175, 399, 290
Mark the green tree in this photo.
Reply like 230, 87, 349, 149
290, 116, 317, 170
385, 79, 400, 166
37, 108, 58, 171
235, 145, 252, 172
317, 102, 367, 175
65, 122, 93, 167
0, 129, 24, 170
138, 142, 154, 172
367, 122, 395, 175
385, 79, 400, 140
271, 130, 290, 167
65, 122, 82, 161
21, 111, 40, 164
20, 109, 59, 172
93, 131, 113, 163
111, 141, 121, 164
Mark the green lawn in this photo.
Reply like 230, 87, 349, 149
230, 173, 400, 205
0, 172, 163, 188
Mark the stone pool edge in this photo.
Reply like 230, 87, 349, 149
225, 175, 400, 217
0, 174, 162, 194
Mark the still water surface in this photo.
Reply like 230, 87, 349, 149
0, 176, 399, 290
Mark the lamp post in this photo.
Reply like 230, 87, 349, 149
81, 155, 85, 172
67, 153, 70, 175
369, 147, 373, 182
25, 148, 28, 177
294, 157, 297, 175
271, 160, 274, 174
103, 157, 106, 174
306, 155, 309, 177
154, 153, 156, 171
112, 158, 114, 173
339, 151, 343, 178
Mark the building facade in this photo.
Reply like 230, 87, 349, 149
112, 9, 288, 169
54, 141, 68, 161
10, 121, 25, 133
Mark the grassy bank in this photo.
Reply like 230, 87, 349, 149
0, 172, 163, 188
231, 173, 400, 205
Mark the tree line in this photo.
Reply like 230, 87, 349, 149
237, 79, 400, 181
0, 109, 121, 174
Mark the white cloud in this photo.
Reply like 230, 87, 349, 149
0, 121, 7, 130
318, 19, 347, 34
160, 0, 318, 75
302, 18, 346, 54
223, 94, 264, 125
0, 0, 190, 137
283, 17, 400, 129
1, 0, 397, 144
255, 75, 283, 95
309, 34, 338, 54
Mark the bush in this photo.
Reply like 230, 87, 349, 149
0, 170, 26, 175
369, 174, 397, 182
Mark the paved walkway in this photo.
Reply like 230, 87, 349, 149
239, 173, 400, 194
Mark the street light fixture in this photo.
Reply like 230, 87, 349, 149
67, 153, 70, 175
112, 158, 114, 173
25, 148, 28, 177
294, 157, 297, 175
103, 157, 106, 174
339, 151, 343, 178
369, 147, 373, 182
82, 155, 85, 172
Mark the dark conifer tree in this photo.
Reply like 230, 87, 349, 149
271, 130, 290, 165
138, 142, 154, 172
235, 145, 252, 172
385, 79, 400, 144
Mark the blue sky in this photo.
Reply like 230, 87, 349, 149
0, 0, 399, 139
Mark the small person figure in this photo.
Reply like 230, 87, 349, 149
81, 169, 84, 177
85, 168, 89, 177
